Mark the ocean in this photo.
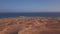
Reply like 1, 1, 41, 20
0, 12, 60, 18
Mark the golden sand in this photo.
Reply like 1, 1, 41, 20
0, 17, 60, 34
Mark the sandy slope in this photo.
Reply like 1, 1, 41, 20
0, 17, 60, 34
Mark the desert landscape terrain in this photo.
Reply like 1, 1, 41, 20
0, 17, 60, 34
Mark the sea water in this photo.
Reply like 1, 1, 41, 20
0, 12, 60, 18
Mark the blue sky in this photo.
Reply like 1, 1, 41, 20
0, 0, 60, 12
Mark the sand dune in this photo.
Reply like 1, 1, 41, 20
0, 17, 60, 34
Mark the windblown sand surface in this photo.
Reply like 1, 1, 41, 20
0, 17, 60, 34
